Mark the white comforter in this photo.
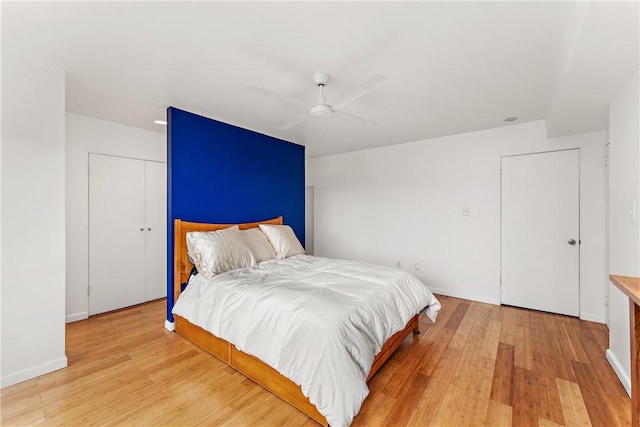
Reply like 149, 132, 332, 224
172, 255, 441, 426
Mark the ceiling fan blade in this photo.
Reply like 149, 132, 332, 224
333, 74, 388, 110
243, 85, 307, 108
333, 110, 377, 126
279, 111, 308, 130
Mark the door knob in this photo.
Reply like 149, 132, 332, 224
140, 228, 144, 231
568, 239, 576, 245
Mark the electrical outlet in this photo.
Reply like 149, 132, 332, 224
462, 207, 471, 216
414, 263, 421, 270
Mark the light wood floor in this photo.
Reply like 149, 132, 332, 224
1, 296, 630, 426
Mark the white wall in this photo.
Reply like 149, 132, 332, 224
66, 113, 165, 322
305, 186, 315, 255
1, 61, 67, 387
307, 120, 607, 322
606, 71, 639, 397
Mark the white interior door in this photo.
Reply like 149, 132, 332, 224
89, 154, 146, 315
501, 149, 580, 316
144, 161, 167, 301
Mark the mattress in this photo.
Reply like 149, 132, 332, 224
172, 254, 441, 426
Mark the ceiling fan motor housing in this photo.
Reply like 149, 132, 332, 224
310, 104, 332, 117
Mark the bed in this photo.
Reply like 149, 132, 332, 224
171, 217, 440, 426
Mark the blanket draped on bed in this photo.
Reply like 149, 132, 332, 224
172, 255, 441, 427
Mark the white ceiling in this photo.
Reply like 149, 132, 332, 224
2, 1, 638, 157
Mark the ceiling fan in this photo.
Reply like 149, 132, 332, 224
244, 72, 387, 130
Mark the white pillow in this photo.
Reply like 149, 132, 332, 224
241, 228, 276, 263
186, 225, 254, 279
258, 224, 305, 260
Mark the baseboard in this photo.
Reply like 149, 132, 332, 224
606, 348, 631, 397
164, 320, 175, 332
65, 311, 88, 323
579, 312, 605, 324
1, 356, 68, 389
428, 287, 501, 306
430, 289, 606, 323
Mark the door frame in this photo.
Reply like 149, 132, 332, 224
499, 148, 581, 313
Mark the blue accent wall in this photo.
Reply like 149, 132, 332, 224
166, 107, 305, 322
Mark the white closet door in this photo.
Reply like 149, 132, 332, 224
89, 154, 146, 315
144, 161, 167, 301
501, 149, 580, 316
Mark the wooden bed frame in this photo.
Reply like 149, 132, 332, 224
172, 217, 420, 426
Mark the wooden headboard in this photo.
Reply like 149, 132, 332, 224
173, 216, 283, 306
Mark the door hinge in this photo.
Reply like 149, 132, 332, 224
88, 286, 91, 295
603, 155, 608, 167
88, 165, 91, 176
605, 296, 609, 306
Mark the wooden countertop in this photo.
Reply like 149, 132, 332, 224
610, 275, 640, 306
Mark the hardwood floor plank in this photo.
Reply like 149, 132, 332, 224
557, 317, 590, 364
429, 347, 462, 384
381, 372, 431, 426
575, 321, 632, 425
556, 377, 592, 427
35, 354, 134, 400
417, 328, 454, 375
532, 349, 565, 425
469, 397, 491, 426
480, 319, 502, 360
0, 297, 631, 427
485, 399, 513, 426
543, 315, 576, 382
490, 342, 515, 406
499, 306, 518, 345
515, 323, 533, 370
0, 394, 43, 420
512, 366, 538, 427
42, 376, 155, 424
472, 356, 497, 401
352, 390, 396, 426
425, 295, 459, 330
429, 382, 468, 426
449, 302, 481, 350
586, 320, 609, 352
0, 378, 38, 398
571, 360, 617, 426
404, 379, 449, 427
444, 301, 470, 330
537, 416, 564, 427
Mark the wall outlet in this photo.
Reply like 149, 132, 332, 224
414, 263, 421, 270
462, 207, 471, 216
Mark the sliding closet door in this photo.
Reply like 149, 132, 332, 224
144, 161, 167, 301
89, 154, 146, 315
